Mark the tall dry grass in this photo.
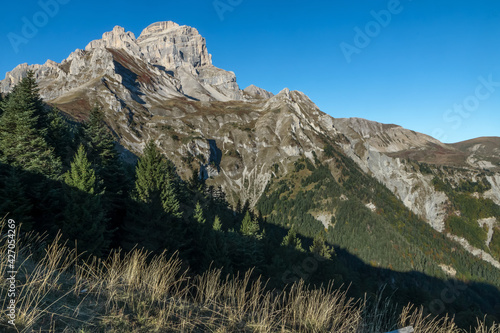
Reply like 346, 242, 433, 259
0, 216, 499, 332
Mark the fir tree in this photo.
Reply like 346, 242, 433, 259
240, 211, 261, 239
122, 140, 182, 253
161, 158, 182, 218
18, 71, 48, 132
81, 106, 127, 235
62, 145, 109, 256
206, 215, 232, 274
189, 167, 205, 193
46, 107, 73, 165
134, 140, 166, 204
235, 199, 242, 214
81, 106, 126, 196
0, 75, 61, 178
65, 145, 99, 194
213, 215, 222, 231
194, 201, 206, 225
281, 227, 304, 252
309, 231, 335, 259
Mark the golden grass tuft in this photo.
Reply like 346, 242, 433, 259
0, 217, 498, 332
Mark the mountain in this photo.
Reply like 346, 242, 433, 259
2, 21, 500, 318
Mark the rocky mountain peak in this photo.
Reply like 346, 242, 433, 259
138, 21, 180, 37
137, 21, 212, 70
85, 25, 140, 54
243, 84, 274, 99
1, 21, 246, 102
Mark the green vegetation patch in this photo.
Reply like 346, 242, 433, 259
446, 215, 488, 250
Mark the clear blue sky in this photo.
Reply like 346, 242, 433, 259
1, 0, 499, 143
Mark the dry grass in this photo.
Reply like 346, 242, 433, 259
0, 217, 499, 332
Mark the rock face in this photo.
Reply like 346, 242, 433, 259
331, 118, 451, 231
1, 21, 500, 266
137, 22, 212, 69
1, 21, 244, 102
244, 84, 274, 99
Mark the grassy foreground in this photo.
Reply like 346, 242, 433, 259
0, 218, 499, 333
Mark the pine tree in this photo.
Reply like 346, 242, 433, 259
82, 107, 121, 175
0, 75, 61, 178
206, 215, 232, 274
161, 178, 182, 218
65, 145, 99, 194
81, 106, 126, 197
240, 211, 261, 238
235, 199, 242, 214
161, 158, 182, 219
189, 167, 205, 193
309, 231, 335, 259
122, 140, 182, 253
281, 227, 304, 252
134, 140, 166, 203
46, 107, 73, 164
18, 71, 48, 132
213, 215, 222, 231
194, 201, 206, 225
80, 106, 129, 237
62, 145, 109, 256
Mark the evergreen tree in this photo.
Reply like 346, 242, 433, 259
213, 215, 222, 231
134, 140, 166, 204
206, 215, 232, 274
81, 106, 126, 197
309, 231, 335, 259
194, 201, 206, 225
122, 140, 182, 253
82, 107, 120, 175
240, 211, 261, 238
235, 199, 242, 214
189, 167, 205, 193
80, 106, 129, 240
0, 75, 61, 178
46, 107, 73, 165
242, 199, 251, 215
281, 227, 304, 252
19, 71, 48, 132
62, 145, 109, 256
64, 145, 99, 194
161, 158, 182, 219
0, 93, 4, 117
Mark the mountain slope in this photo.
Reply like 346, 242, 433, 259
2, 21, 500, 282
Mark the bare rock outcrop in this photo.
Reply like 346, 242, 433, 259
1, 21, 247, 102
244, 84, 274, 99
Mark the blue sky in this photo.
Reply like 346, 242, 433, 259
1, 0, 499, 143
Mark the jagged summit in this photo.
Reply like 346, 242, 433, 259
139, 21, 180, 36
84, 22, 212, 70
1, 21, 294, 104
243, 84, 274, 99
1, 21, 248, 102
